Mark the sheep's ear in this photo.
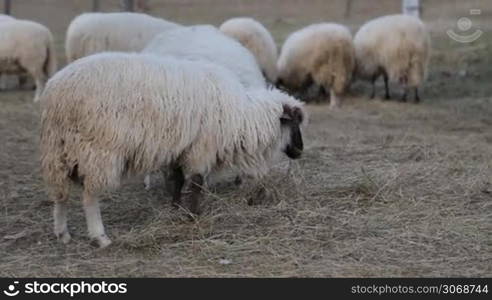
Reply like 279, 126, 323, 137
282, 104, 303, 124
281, 104, 292, 124
291, 107, 304, 124
276, 78, 284, 89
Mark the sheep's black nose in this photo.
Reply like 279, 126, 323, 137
285, 145, 302, 159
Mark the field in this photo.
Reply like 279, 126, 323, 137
0, 0, 491, 277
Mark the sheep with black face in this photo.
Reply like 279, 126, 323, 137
40, 52, 306, 248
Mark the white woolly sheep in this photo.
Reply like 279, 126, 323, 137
353, 14, 431, 102
220, 17, 278, 84
143, 24, 268, 189
65, 12, 180, 63
40, 52, 305, 248
0, 14, 14, 22
0, 18, 57, 102
277, 23, 355, 108
143, 25, 266, 89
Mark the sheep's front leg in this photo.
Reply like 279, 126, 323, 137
168, 165, 185, 208
53, 194, 71, 244
83, 190, 111, 248
401, 87, 408, 102
189, 174, 204, 215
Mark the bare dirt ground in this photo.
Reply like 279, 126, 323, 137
0, 0, 491, 277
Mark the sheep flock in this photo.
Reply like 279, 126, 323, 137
0, 11, 432, 248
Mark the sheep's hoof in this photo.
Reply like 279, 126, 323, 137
188, 202, 201, 217
55, 230, 71, 244
90, 234, 112, 248
248, 186, 271, 206
187, 211, 200, 221
143, 175, 151, 190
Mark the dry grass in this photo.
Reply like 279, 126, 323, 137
0, 0, 491, 277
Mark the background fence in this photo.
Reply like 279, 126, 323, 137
1, 0, 489, 65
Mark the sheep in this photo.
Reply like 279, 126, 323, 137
0, 14, 14, 22
40, 52, 306, 248
142, 24, 269, 188
219, 17, 278, 84
143, 24, 268, 189
65, 12, 180, 63
0, 18, 57, 102
277, 23, 355, 109
353, 14, 431, 102
143, 25, 266, 89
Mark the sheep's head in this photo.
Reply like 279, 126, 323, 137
277, 74, 315, 103
280, 104, 304, 159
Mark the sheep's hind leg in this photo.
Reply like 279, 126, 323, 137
144, 174, 151, 190
414, 87, 420, 103
189, 174, 204, 215
82, 190, 111, 248
234, 176, 243, 186
329, 89, 340, 109
401, 87, 408, 102
168, 165, 185, 208
383, 72, 391, 100
370, 74, 378, 99
31, 69, 46, 103
53, 192, 71, 244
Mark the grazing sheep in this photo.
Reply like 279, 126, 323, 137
0, 19, 57, 102
142, 24, 268, 189
0, 14, 14, 22
40, 52, 305, 248
65, 12, 180, 63
143, 25, 266, 88
353, 14, 431, 102
277, 23, 355, 108
220, 17, 278, 84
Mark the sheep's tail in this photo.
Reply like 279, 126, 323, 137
43, 35, 58, 79
40, 109, 73, 199
407, 37, 430, 88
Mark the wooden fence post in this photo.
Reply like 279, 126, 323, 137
4, 0, 11, 15
92, 0, 100, 12
122, 0, 134, 12
344, 0, 353, 18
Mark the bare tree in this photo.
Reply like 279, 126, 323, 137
92, 0, 100, 12
4, 0, 11, 15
